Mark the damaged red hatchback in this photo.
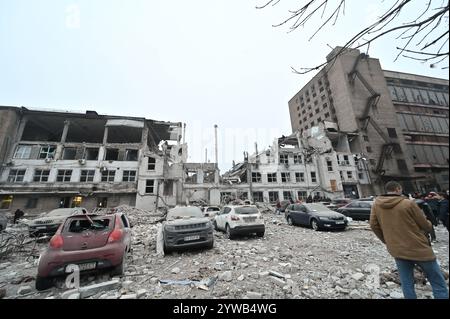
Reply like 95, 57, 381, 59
36, 212, 132, 291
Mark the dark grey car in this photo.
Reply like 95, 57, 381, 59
285, 203, 348, 231
163, 206, 214, 253
336, 201, 373, 220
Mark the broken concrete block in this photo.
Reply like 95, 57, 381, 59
137, 289, 147, 298
17, 285, 32, 295
120, 294, 137, 299
67, 293, 81, 299
351, 273, 365, 281
79, 279, 121, 299
171, 267, 181, 274
259, 271, 270, 277
385, 281, 397, 289
219, 271, 233, 282
246, 291, 262, 299
237, 275, 245, 281
122, 280, 133, 290
389, 291, 403, 299
150, 277, 158, 284
269, 276, 286, 287
269, 270, 285, 279
349, 289, 361, 299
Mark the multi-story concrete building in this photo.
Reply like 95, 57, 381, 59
220, 128, 365, 204
288, 47, 449, 195
0, 106, 221, 213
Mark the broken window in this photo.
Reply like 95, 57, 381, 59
279, 154, 289, 164
7, 169, 26, 182
101, 170, 116, 182
363, 135, 369, 142
293, 154, 302, 164
84, 148, 99, 161
347, 171, 353, 179
62, 147, 77, 160
148, 157, 156, 170
123, 170, 136, 182
387, 128, 398, 138
105, 149, 119, 161
297, 191, 307, 201
281, 172, 291, 183
125, 149, 138, 161
252, 172, 261, 183
268, 191, 279, 203
204, 171, 215, 183
267, 173, 277, 183
327, 160, 333, 172
59, 197, 71, 208
185, 171, 197, 184
80, 170, 95, 182
146, 180, 155, 194
397, 159, 408, 172
57, 170, 72, 182
0, 195, 13, 209
97, 197, 108, 208
252, 192, 264, 203
25, 198, 38, 209
14, 145, 33, 159
238, 192, 248, 200
107, 126, 142, 143
163, 180, 174, 196
33, 169, 50, 182
311, 172, 317, 183
295, 172, 305, 182
366, 146, 373, 153
39, 146, 56, 159
283, 191, 293, 201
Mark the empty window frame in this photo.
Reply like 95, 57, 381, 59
148, 157, 156, 170
25, 198, 38, 209
310, 172, 317, 183
62, 147, 77, 160
252, 172, 262, 183
125, 149, 138, 161
367, 146, 373, 153
347, 171, 353, 179
297, 191, 307, 201
122, 170, 136, 182
279, 154, 289, 164
146, 180, 155, 194
293, 154, 302, 164
39, 146, 56, 159
185, 171, 197, 184
295, 172, 305, 182
268, 191, 279, 203
80, 170, 95, 182
7, 169, 26, 182
105, 149, 119, 161
33, 169, 50, 182
163, 180, 174, 196
252, 192, 264, 202
281, 172, 291, 183
14, 145, 33, 159
327, 160, 333, 171
283, 191, 293, 201
387, 128, 398, 138
397, 159, 408, 171
84, 148, 99, 160
57, 170, 72, 182
267, 173, 277, 183
101, 170, 116, 182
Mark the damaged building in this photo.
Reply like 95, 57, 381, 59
288, 47, 449, 195
0, 106, 222, 213
221, 127, 366, 204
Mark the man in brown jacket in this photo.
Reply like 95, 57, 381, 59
370, 181, 448, 299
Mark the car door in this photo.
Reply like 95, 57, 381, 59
358, 202, 372, 220
342, 202, 359, 218
120, 214, 132, 250
297, 205, 309, 225
217, 207, 231, 230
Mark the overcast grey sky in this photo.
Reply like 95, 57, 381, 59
0, 1, 448, 172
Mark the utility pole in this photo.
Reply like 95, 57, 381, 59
214, 125, 218, 169
244, 151, 253, 203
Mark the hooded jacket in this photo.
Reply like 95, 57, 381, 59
370, 194, 435, 261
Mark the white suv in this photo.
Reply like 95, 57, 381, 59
213, 205, 265, 239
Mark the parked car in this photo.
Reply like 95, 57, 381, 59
213, 205, 265, 239
359, 196, 376, 201
29, 207, 88, 237
336, 201, 373, 220
163, 206, 214, 253
0, 214, 7, 231
36, 211, 132, 290
202, 206, 221, 218
330, 198, 353, 209
285, 203, 348, 231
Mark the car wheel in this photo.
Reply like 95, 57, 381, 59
111, 252, 127, 277
311, 219, 320, 231
287, 216, 294, 226
225, 224, 234, 240
256, 231, 264, 238
35, 276, 54, 291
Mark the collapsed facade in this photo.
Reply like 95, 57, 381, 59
221, 125, 367, 204
0, 106, 220, 214
288, 47, 449, 195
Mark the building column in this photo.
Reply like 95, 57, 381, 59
102, 126, 109, 145
7, 117, 28, 161
55, 120, 71, 160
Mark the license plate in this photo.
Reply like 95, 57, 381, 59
244, 218, 256, 222
77, 262, 97, 271
184, 235, 200, 242
335, 221, 345, 224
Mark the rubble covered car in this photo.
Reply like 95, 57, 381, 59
29, 207, 88, 237
163, 206, 214, 253
36, 212, 132, 290
213, 205, 265, 239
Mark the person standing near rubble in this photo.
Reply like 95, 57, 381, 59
370, 181, 448, 299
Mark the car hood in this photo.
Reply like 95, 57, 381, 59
311, 211, 346, 219
164, 217, 210, 226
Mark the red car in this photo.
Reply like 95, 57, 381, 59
36, 212, 132, 291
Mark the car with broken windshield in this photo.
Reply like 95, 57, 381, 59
29, 207, 88, 237
36, 211, 132, 290
163, 206, 214, 253
285, 203, 347, 231
213, 205, 265, 239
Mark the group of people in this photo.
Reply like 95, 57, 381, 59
370, 181, 449, 299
